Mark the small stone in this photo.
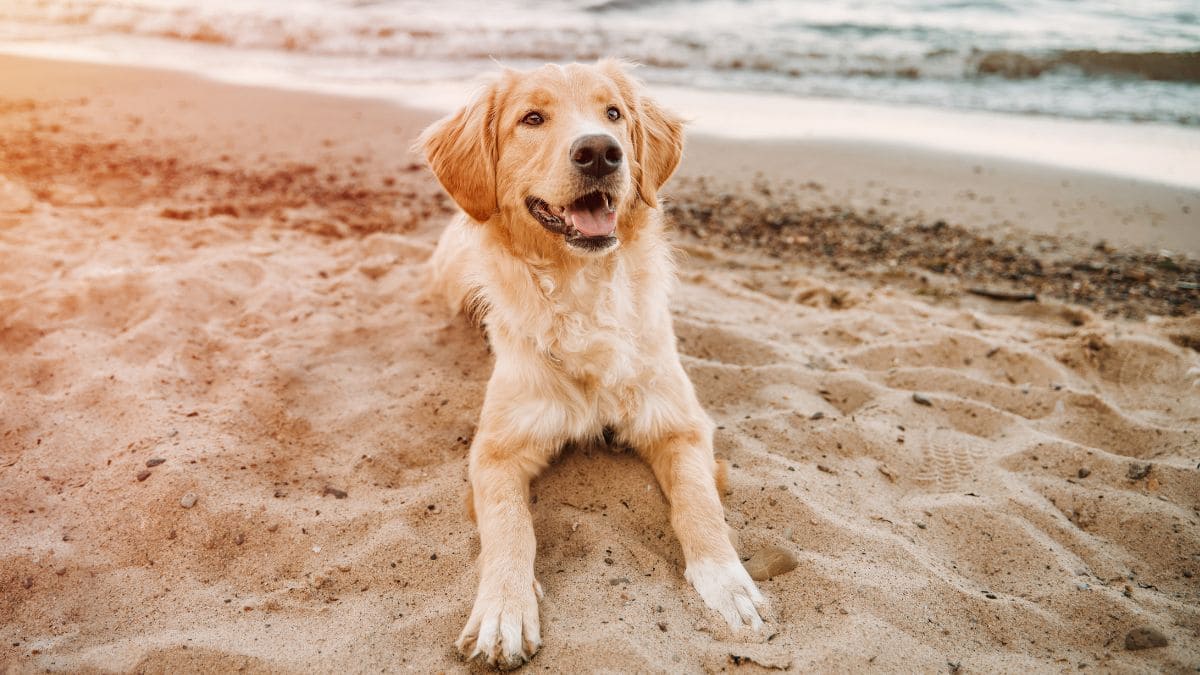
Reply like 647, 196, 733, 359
136, 470, 151, 482
916, 522, 927, 529
430, 553, 437, 560
1077, 467, 1091, 478
1124, 627, 1168, 650
180, 493, 198, 508
912, 392, 933, 406
146, 458, 166, 467
22, 577, 32, 589
1183, 570, 1193, 579
809, 411, 824, 420
427, 504, 441, 514
608, 577, 630, 586
816, 464, 836, 475
1076, 582, 1090, 591
604, 557, 614, 565
1126, 463, 1151, 480
337, 564, 351, 572
323, 485, 348, 499
742, 545, 799, 581
657, 621, 668, 632
267, 523, 279, 532
358, 255, 396, 280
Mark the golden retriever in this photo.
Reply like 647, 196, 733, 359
419, 59, 765, 669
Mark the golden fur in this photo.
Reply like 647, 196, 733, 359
419, 59, 765, 670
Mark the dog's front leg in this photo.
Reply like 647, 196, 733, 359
641, 429, 766, 631
456, 433, 548, 670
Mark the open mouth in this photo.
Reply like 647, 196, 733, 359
526, 191, 619, 250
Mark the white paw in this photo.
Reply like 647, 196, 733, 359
685, 558, 766, 631
456, 579, 542, 670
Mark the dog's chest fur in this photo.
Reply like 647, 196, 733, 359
489, 246, 671, 395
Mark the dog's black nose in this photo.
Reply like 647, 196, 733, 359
570, 134, 623, 178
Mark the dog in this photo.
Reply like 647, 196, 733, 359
418, 59, 766, 669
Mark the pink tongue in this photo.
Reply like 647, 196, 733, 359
567, 204, 616, 237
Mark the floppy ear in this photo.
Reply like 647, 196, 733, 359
602, 60, 685, 209
416, 83, 500, 223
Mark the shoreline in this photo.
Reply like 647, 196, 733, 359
2, 54, 1198, 673
1, 52, 1197, 254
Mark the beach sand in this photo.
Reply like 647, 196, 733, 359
1, 55, 1197, 672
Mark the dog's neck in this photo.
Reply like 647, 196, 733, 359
483, 206, 671, 323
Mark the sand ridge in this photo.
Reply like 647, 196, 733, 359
1, 56, 1198, 672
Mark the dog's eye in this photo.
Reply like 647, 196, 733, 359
522, 111, 544, 126
606, 106, 621, 121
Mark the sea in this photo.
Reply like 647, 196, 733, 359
1, 0, 1199, 186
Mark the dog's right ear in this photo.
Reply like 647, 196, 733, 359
415, 83, 500, 223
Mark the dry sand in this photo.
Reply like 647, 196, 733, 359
1, 56, 1198, 673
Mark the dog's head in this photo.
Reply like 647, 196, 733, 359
418, 60, 684, 256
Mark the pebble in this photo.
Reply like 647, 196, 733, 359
146, 458, 166, 467
1124, 627, 1168, 650
267, 523, 279, 533
1126, 463, 1152, 480
657, 621, 668, 632
323, 485, 348, 499
136, 470, 151, 482
1075, 582, 1090, 591
180, 492, 198, 508
912, 392, 933, 406
742, 545, 799, 581
234, 533, 244, 545
809, 411, 824, 420
1077, 467, 1091, 478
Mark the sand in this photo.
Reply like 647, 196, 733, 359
1, 55, 1198, 673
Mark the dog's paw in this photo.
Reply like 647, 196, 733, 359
685, 559, 766, 631
456, 578, 543, 670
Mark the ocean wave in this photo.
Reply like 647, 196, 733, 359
1, 0, 1198, 125
973, 50, 1200, 83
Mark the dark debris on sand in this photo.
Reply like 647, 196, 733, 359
666, 177, 1199, 321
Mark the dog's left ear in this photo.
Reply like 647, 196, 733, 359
601, 60, 685, 209
416, 81, 501, 223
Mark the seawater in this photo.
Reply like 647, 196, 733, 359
1, 0, 1198, 125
